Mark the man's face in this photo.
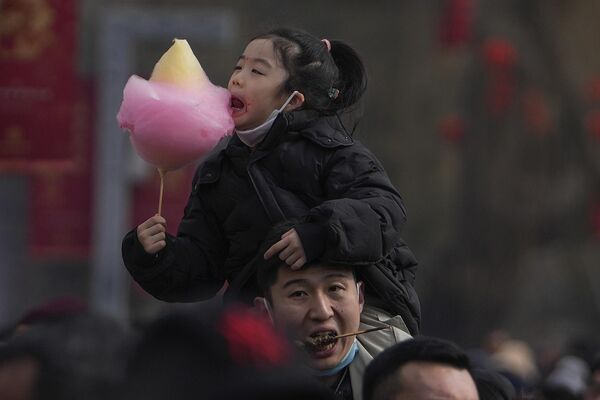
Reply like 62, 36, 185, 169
381, 361, 479, 400
264, 265, 364, 371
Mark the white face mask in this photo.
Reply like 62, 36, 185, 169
236, 91, 300, 147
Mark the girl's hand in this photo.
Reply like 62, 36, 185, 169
136, 215, 167, 254
263, 228, 307, 270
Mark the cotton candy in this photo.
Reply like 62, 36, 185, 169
117, 39, 233, 171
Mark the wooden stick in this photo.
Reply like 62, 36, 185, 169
332, 325, 389, 340
296, 326, 390, 348
157, 168, 166, 216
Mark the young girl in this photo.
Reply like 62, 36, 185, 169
122, 28, 421, 334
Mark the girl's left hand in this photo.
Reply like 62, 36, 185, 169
263, 228, 307, 270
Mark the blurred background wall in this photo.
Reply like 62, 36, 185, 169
1, 0, 599, 350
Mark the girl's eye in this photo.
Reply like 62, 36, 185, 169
233, 65, 242, 71
252, 68, 264, 75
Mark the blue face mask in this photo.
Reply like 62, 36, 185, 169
312, 339, 359, 377
236, 91, 300, 147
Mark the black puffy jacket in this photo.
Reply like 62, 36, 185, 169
122, 109, 421, 334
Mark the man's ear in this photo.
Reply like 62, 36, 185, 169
284, 92, 305, 112
357, 281, 365, 313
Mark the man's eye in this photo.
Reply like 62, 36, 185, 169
252, 68, 264, 75
330, 285, 345, 293
233, 65, 242, 71
290, 291, 307, 298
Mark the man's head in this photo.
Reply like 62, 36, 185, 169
363, 336, 479, 400
254, 222, 364, 372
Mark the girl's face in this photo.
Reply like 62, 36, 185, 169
228, 39, 292, 130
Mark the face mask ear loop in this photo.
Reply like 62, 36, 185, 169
279, 90, 300, 113
262, 298, 274, 323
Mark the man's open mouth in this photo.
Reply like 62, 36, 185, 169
304, 330, 338, 352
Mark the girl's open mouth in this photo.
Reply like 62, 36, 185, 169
230, 96, 245, 112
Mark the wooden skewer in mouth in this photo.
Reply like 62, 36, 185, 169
331, 325, 389, 340
299, 325, 390, 348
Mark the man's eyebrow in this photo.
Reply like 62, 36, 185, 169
282, 278, 308, 289
324, 272, 353, 280
238, 55, 272, 68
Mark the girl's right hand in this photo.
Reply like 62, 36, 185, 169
136, 215, 167, 254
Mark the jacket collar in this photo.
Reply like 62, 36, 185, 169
196, 109, 356, 184
262, 109, 355, 150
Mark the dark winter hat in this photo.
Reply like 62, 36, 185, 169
120, 302, 333, 400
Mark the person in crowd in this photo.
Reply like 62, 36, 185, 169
117, 302, 334, 400
362, 336, 479, 400
122, 26, 420, 335
253, 223, 412, 400
472, 367, 516, 400
0, 311, 131, 400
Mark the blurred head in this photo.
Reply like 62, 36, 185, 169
0, 312, 131, 400
472, 367, 516, 400
363, 336, 479, 400
119, 303, 333, 400
13, 296, 87, 336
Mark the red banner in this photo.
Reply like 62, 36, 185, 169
0, 0, 80, 172
28, 81, 94, 259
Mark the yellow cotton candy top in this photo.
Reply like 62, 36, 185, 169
150, 39, 209, 90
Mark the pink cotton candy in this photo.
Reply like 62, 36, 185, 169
117, 75, 233, 171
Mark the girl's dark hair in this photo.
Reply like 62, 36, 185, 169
253, 27, 367, 114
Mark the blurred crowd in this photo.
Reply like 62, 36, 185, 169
0, 295, 598, 400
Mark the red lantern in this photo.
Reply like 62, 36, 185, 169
483, 38, 518, 68
482, 38, 518, 117
439, 0, 475, 48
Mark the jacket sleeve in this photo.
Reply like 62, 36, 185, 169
121, 175, 227, 302
295, 144, 407, 264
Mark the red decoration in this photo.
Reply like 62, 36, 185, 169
218, 306, 291, 367
0, 0, 80, 172
586, 110, 600, 140
522, 88, 552, 137
439, 114, 465, 143
483, 38, 518, 68
28, 81, 94, 259
482, 38, 518, 117
438, 0, 475, 48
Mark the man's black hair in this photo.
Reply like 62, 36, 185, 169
255, 220, 356, 302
